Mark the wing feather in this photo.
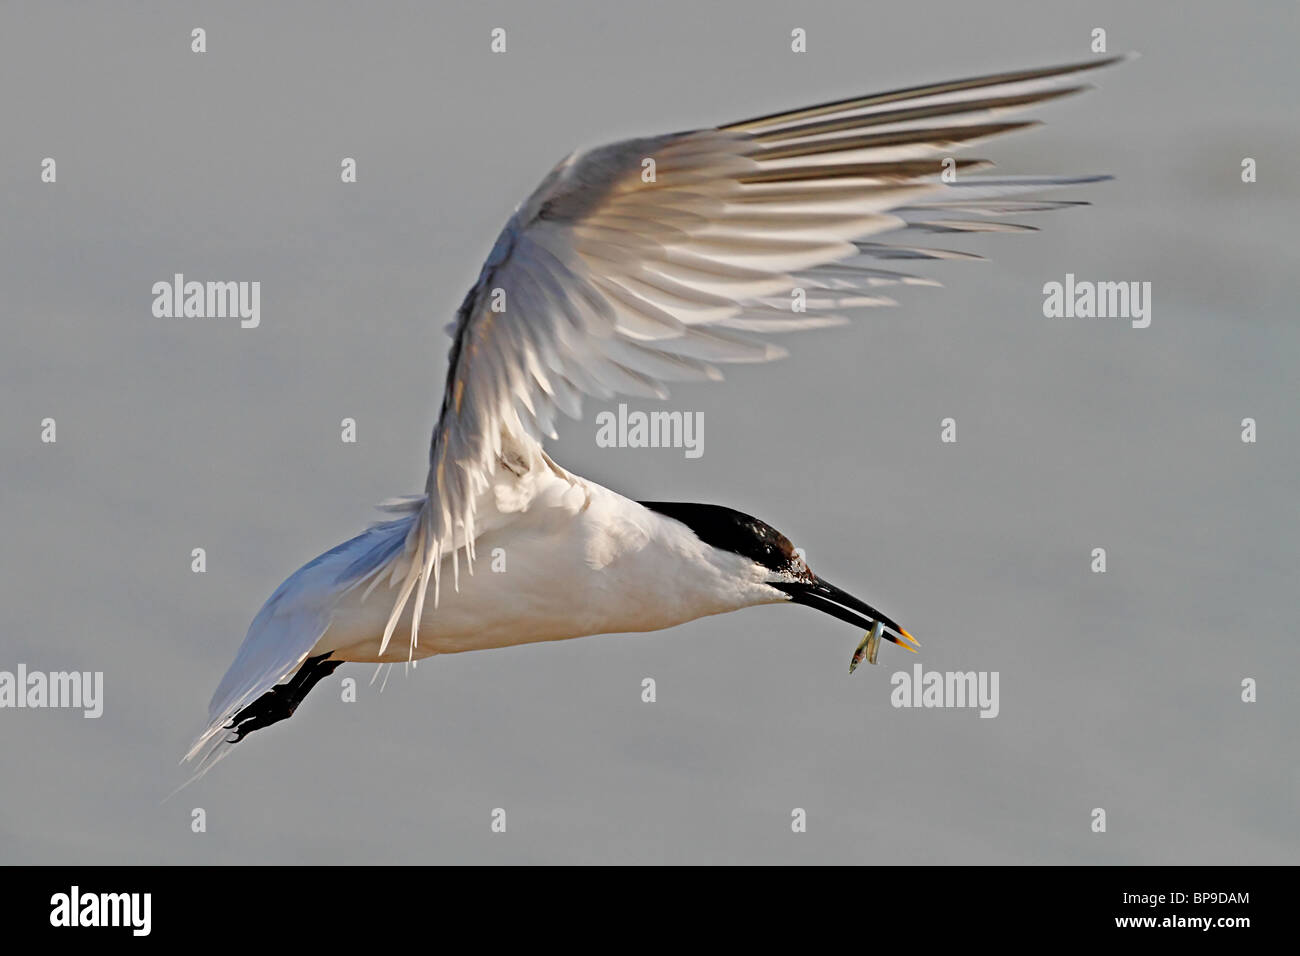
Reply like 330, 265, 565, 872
382, 57, 1125, 655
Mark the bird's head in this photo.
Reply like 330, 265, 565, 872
638, 501, 918, 660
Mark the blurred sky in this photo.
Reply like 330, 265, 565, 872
1, 0, 1296, 864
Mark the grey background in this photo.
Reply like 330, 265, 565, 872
2, 1, 1296, 864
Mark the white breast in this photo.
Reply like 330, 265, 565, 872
320, 475, 777, 662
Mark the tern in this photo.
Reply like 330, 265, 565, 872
186, 56, 1122, 774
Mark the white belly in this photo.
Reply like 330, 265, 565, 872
318, 483, 770, 663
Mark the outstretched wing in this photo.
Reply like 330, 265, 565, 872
386, 56, 1125, 656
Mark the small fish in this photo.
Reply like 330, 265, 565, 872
849, 621, 885, 674
849, 619, 920, 673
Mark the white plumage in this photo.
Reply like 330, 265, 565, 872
186, 56, 1123, 776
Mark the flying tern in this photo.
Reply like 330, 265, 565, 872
186, 56, 1122, 774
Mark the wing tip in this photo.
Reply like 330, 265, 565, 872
721, 53, 1132, 133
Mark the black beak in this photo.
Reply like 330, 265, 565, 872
772, 577, 920, 651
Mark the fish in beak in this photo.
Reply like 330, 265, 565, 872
771, 576, 919, 671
